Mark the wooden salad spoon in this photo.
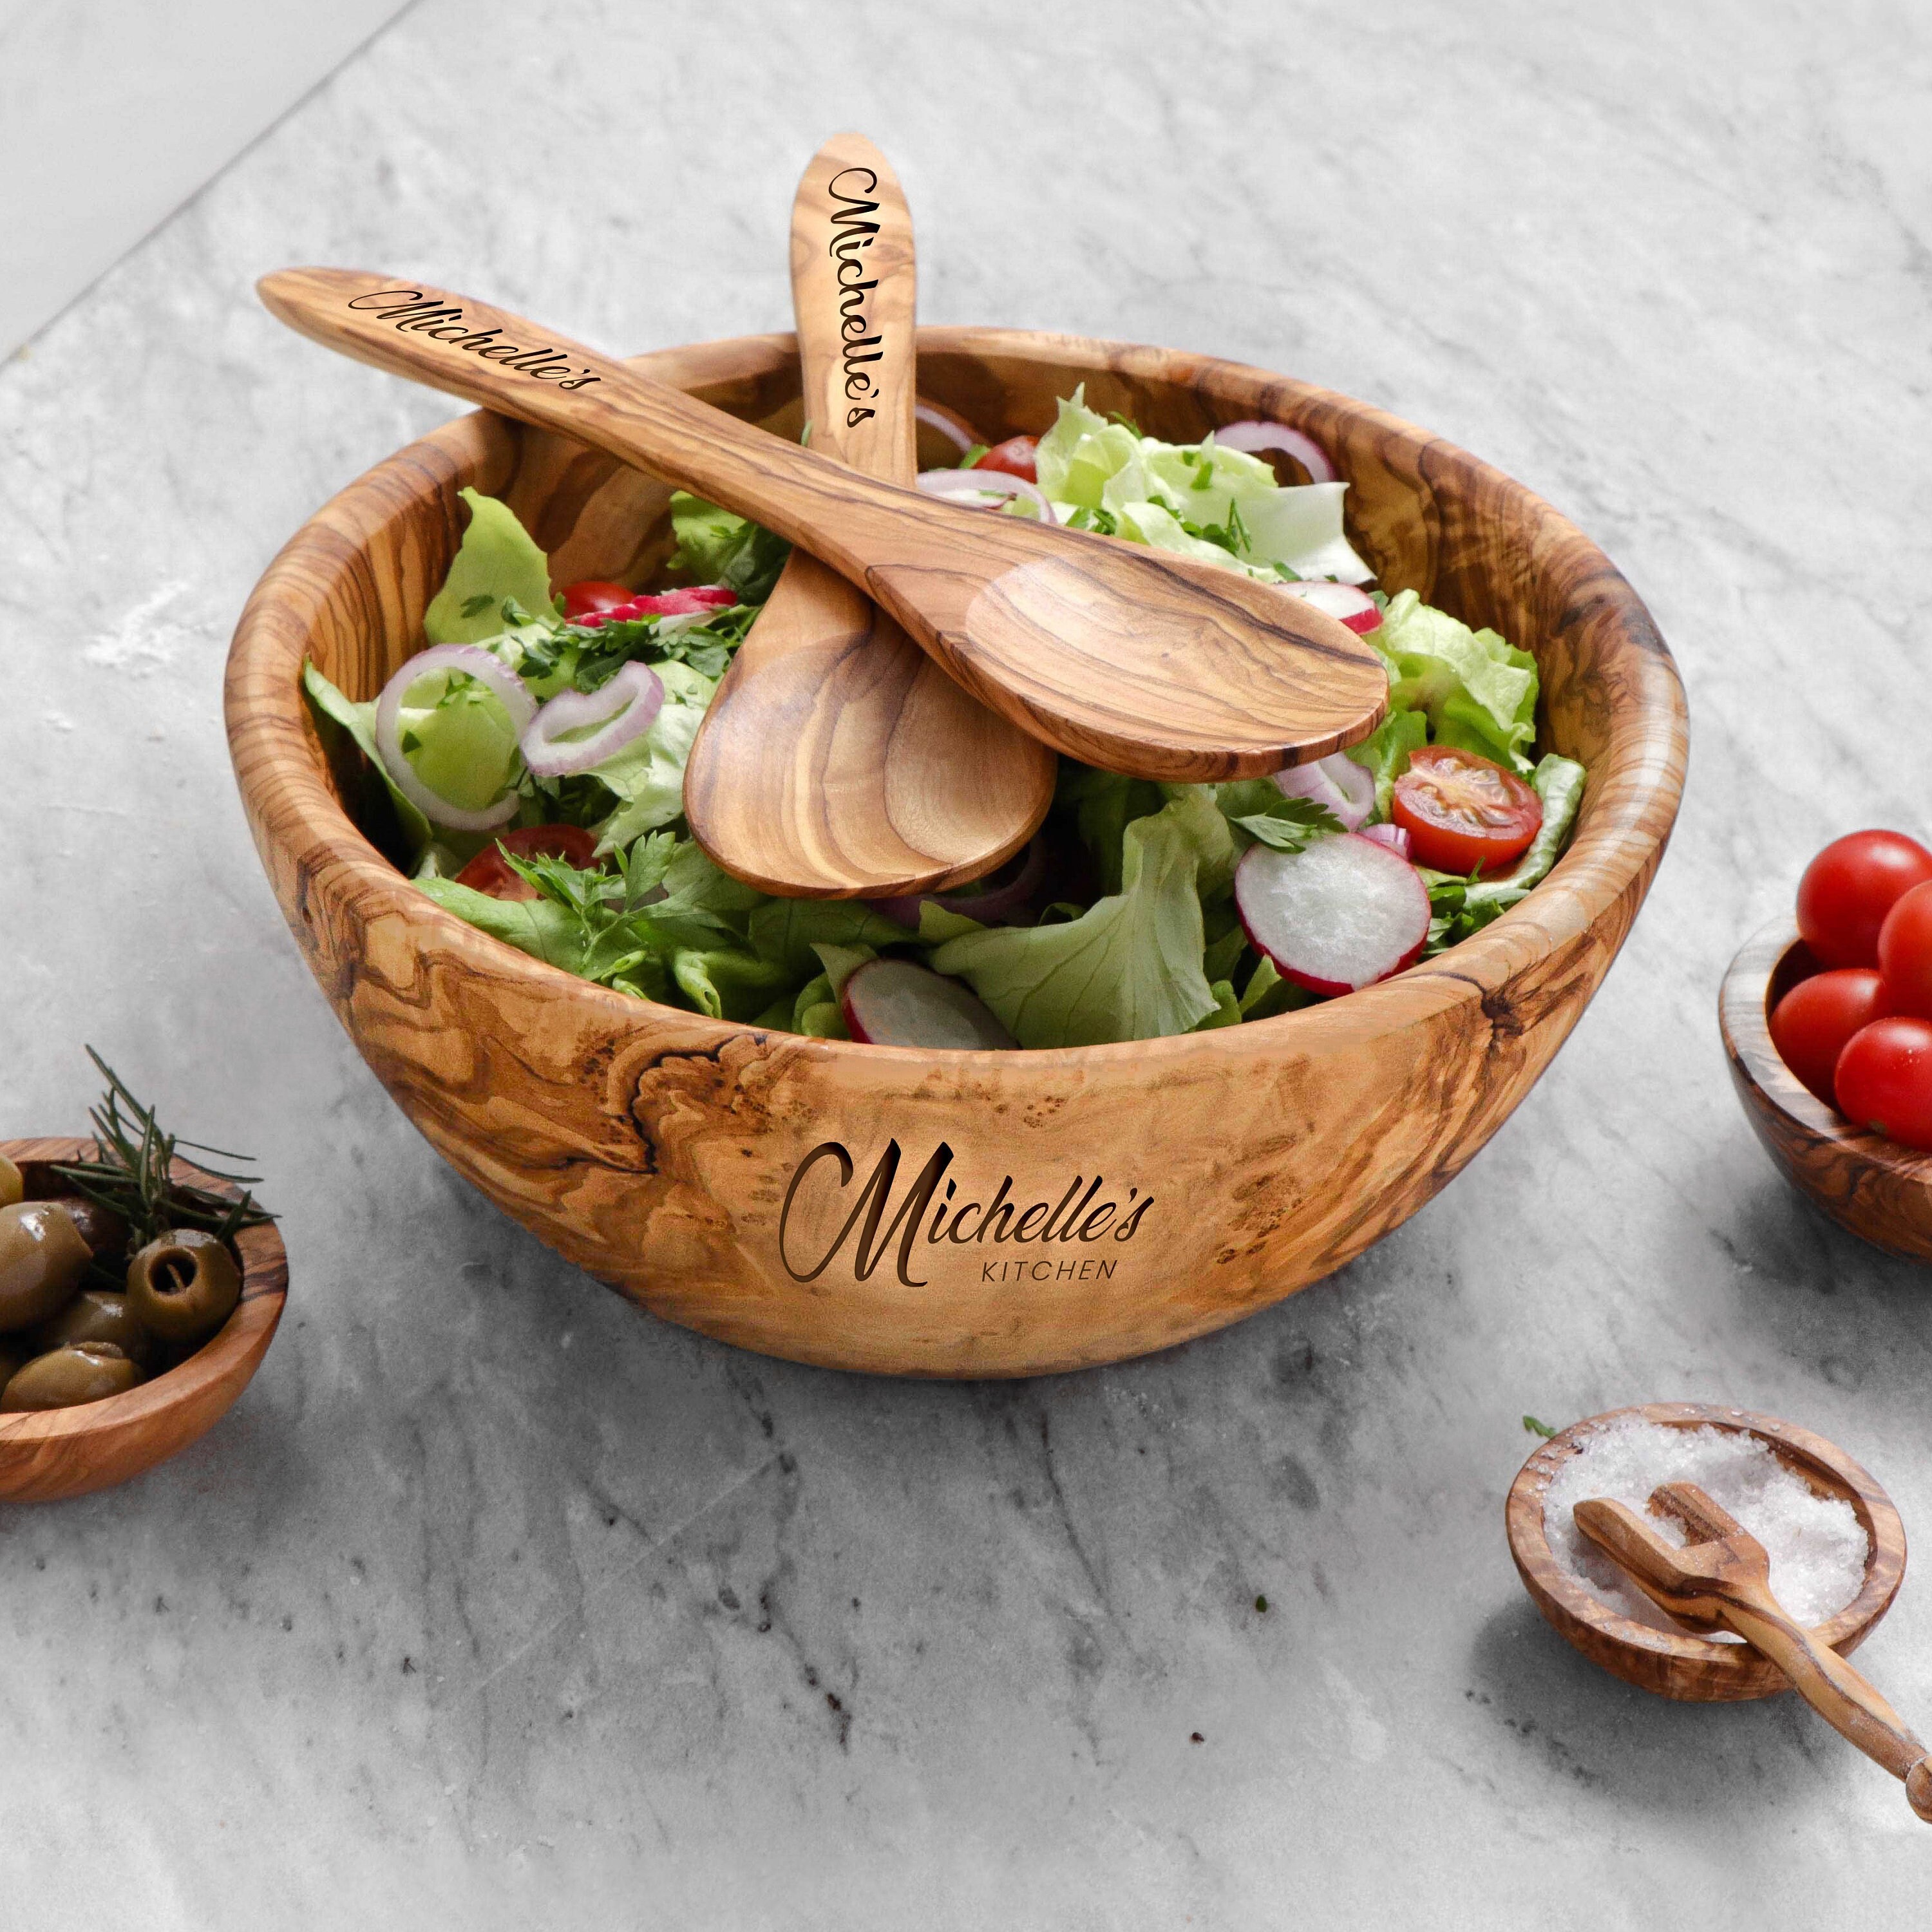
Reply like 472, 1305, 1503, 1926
680, 133, 1054, 896
1575, 1482, 1932, 1821
256, 270, 1388, 781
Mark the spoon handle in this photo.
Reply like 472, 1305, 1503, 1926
1716, 1580, 1932, 1817
791, 131, 917, 483
255, 267, 913, 578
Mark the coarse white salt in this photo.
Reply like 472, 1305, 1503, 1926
1542, 1418, 1869, 1639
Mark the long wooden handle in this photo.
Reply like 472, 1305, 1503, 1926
255, 267, 925, 583
791, 132, 916, 482
1719, 1579, 1932, 1818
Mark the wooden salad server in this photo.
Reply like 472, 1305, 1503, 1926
1575, 1483, 1932, 1821
680, 133, 1054, 896
256, 270, 1388, 782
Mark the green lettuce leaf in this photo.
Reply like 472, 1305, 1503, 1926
746, 899, 912, 979
1034, 389, 1372, 583
1373, 591, 1539, 774
423, 489, 559, 644
584, 661, 718, 853
930, 798, 1217, 1046
303, 659, 433, 855
668, 492, 791, 603
417, 878, 585, 971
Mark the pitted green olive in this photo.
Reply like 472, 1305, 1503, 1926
46, 1194, 128, 1260
0, 1156, 21, 1209
1, 1341, 144, 1411
124, 1230, 242, 1345
0, 1202, 92, 1332
33, 1289, 152, 1365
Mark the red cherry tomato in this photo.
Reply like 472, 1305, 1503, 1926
1877, 880, 1932, 1019
559, 580, 634, 620
1391, 746, 1543, 876
1769, 969, 1891, 1104
1833, 1016, 1932, 1150
1794, 830, 1932, 969
454, 824, 601, 902
974, 436, 1039, 484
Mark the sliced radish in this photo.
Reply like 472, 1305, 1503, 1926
1235, 833, 1429, 997
1359, 822, 1413, 860
1274, 752, 1375, 831
1281, 580, 1381, 634
840, 959, 1018, 1050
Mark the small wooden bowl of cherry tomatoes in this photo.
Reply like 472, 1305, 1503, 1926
1720, 830, 1932, 1262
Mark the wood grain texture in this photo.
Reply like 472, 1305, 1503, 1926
683, 133, 1055, 897
1507, 1403, 1908, 1702
255, 268, 1389, 780
1574, 1482, 1932, 1816
225, 327, 1689, 1377
1720, 918, 1932, 1262
0, 1140, 287, 1502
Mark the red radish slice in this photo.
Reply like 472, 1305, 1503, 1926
1235, 833, 1429, 997
841, 960, 1018, 1050
1359, 822, 1412, 860
1275, 752, 1375, 831
1281, 580, 1381, 634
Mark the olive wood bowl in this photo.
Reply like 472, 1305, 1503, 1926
1507, 1402, 1907, 1700
1720, 918, 1932, 1262
0, 1139, 287, 1502
225, 328, 1688, 1377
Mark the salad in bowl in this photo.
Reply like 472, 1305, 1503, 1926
304, 390, 1586, 1052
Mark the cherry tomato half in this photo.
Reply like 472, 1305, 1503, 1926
1769, 968, 1891, 1104
1833, 1016, 1932, 1150
1877, 880, 1932, 1019
974, 436, 1039, 484
559, 580, 634, 621
454, 824, 601, 902
1794, 830, 1932, 969
1391, 746, 1543, 876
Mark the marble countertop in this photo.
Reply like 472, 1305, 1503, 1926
4, 1, 1930, 1923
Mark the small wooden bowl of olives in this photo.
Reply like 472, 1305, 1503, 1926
0, 1137, 286, 1503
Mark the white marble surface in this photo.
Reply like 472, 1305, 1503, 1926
3, 1, 1931, 1923
0, 0, 412, 357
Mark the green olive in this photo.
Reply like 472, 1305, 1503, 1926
1, 1342, 144, 1412
0, 1202, 92, 1332
124, 1230, 242, 1345
46, 1194, 128, 1260
0, 1156, 21, 1209
33, 1289, 153, 1365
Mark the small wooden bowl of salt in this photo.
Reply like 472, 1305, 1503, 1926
1507, 1403, 1905, 1701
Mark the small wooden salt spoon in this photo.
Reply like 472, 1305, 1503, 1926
256, 269, 1388, 781
1575, 1482, 1932, 1820
681, 133, 1054, 897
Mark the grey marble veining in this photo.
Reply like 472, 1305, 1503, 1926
3, 1, 1931, 1924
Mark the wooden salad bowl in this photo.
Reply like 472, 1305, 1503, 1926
1721, 920, 1932, 1262
1507, 1403, 1907, 1701
225, 329, 1689, 1377
0, 1140, 288, 1502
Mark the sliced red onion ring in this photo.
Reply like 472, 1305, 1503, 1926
1359, 822, 1412, 859
1275, 752, 1375, 831
1211, 418, 1337, 485
866, 834, 1050, 931
914, 399, 981, 458
916, 467, 1054, 524
520, 661, 665, 779
374, 643, 536, 831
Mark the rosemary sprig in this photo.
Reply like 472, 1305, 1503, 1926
46, 1048, 276, 1255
